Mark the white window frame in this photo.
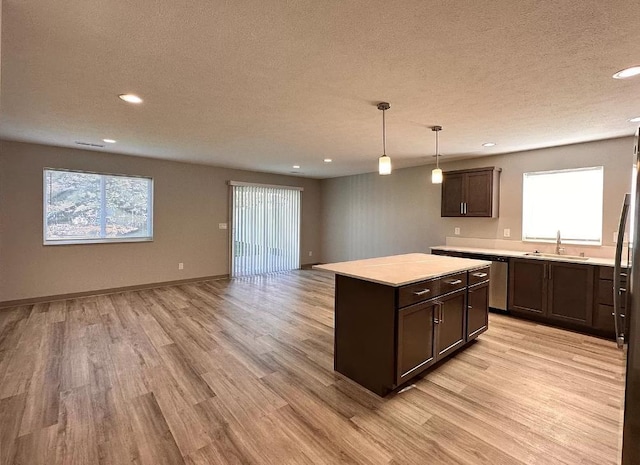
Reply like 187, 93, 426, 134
43, 168, 154, 245
522, 166, 604, 246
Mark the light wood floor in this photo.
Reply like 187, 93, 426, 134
0, 270, 626, 465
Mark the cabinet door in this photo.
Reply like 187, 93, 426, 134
441, 173, 465, 217
593, 304, 615, 334
464, 170, 492, 217
467, 282, 489, 340
508, 258, 547, 315
547, 263, 594, 325
435, 289, 466, 359
397, 301, 436, 384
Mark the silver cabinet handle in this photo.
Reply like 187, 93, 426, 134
620, 288, 627, 292
472, 272, 487, 278
434, 302, 442, 324
440, 303, 445, 323
460, 203, 463, 215
445, 279, 462, 285
413, 289, 431, 296
464, 203, 467, 214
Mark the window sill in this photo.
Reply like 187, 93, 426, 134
43, 237, 153, 246
522, 238, 602, 247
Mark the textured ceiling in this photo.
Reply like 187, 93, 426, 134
1, 0, 639, 178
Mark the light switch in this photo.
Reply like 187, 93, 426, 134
503, 228, 511, 238
219, 223, 228, 230
454, 227, 460, 235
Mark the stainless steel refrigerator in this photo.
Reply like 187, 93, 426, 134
620, 128, 640, 464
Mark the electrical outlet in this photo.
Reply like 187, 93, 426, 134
218, 223, 228, 230
613, 231, 618, 243
308, 251, 313, 257
178, 262, 184, 270
503, 228, 511, 238
454, 227, 460, 235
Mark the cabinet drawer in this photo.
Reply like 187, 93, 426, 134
468, 266, 490, 286
599, 267, 614, 281
399, 279, 440, 308
598, 279, 627, 307
594, 304, 615, 333
599, 266, 629, 281
440, 272, 468, 294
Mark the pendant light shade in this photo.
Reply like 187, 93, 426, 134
431, 125, 443, 184
431, 167, 443, 183
379, 155, 391, 175
377, 102, 391, 175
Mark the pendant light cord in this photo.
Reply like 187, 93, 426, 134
435, 130, 439, 169
382, 108, 387, 156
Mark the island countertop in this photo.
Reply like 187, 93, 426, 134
313, 253, 491, 287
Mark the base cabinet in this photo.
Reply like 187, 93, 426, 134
508, 259, 546, 315
397, 301, 436, 384
467, 282, 489, 339
396, 269, 489, 388
509, 258, 594, 324
396, 288, 468, 386
334, 266, 490, 396
547, 262, 594, 325
594, 267, 628, 338
435, 289, 467, 359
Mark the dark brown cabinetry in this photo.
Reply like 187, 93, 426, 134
397, 272, 469, 386
508, 259, 546, 315
508, 258, 595, 327
335, 266, 489, 396
467, 281, 489, 339
441, 167, 501, 218
594, 266, 628, 337
435, 288, 467, 359
397, 301, 436, 383
547, 262, 594, 325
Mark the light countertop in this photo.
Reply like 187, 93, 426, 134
430, 245, 621, 267
313, 253, 490, 287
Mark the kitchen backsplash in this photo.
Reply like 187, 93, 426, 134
445, 237, 618, 259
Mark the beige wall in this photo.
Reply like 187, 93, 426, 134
320, 137, 634, 263
0, 140, 322, 302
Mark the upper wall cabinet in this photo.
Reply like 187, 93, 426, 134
441, 167, 501, 218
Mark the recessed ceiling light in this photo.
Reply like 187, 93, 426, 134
629, 117, 640, 123
118, 93, 143, 104
293, 165, 300, 169
324, 158, 332, 163
103, 139, 116, 143
612, 66, 640, 79
482, 142, 496, 147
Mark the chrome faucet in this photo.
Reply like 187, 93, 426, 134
555, 230, 565, 255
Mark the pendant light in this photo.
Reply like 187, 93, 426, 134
377, 102, 391, 175
431, 125, 443, 184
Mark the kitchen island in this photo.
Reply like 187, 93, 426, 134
315, 253, 491, 396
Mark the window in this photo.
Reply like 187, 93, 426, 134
522, 166, 603, 245
44, 168, 153, 244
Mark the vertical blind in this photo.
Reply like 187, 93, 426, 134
230, 182, 302, 277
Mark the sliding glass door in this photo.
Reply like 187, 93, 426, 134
230, 182, 301, 277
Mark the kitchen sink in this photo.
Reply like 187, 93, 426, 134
524, 252, 590, 261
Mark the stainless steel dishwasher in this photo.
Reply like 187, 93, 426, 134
431, 249, 509, 311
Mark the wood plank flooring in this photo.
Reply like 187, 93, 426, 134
0, 270, 626, 464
